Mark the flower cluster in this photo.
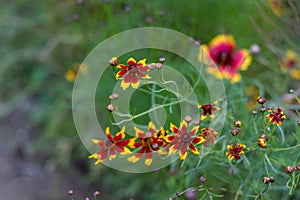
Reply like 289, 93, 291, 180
90, 120, 218, 166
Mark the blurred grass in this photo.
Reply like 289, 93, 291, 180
1, 0, 299, 199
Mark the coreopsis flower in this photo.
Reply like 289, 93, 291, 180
267, 107, 286, 126
115, 57, 151, 90
257, 138, 267, 148
198, 34, 252, 84
199, 128, 218, 147
198, 101, 220, 120
127, 121, 167, 166
165, 120, 205, 160
280, 50, 300, 80
226, 143, 246, 161
89, 127, 131, 165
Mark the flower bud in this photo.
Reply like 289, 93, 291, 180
107, 104, 115, 112
263, 176, 270, 184
260, 134, 268, 140
252, 110, 258, 115
257, 96, 266, 104
231, 128, 239, 136
285, 166, 294, 173
199, 176, 206, 183
288, 89, 294, 94
234, 120, 242, 128
155, 63, 163, 69
68, 190, 74, 196
159, 57, 166, 63
257, 138, 267, 148
112, 93, 119, 99
295, 164, 300, 171
250, 44, 260, 55
109, 57, 118, 66
269, 177, 275, 183
260, 106, 266, 113
93, 191, 101, 197
109, 95, 114, 100
184, 116, 192, 123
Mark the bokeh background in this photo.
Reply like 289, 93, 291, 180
1, 0, 299, 199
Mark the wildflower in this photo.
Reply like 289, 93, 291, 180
285, 166, 294, 173
280, 50, 300, 80
257, 138, 267, 148
226, 143, 246, 161
127, 122, 167, 166
198, 34, 252, 84
267, 107, 286, 126
234, 120, 242, 128
165, 120, 205, 160
200, 128, 218, 146
115, 57, 151, 90
89, 127, 131, 165
198, 101, 220, 120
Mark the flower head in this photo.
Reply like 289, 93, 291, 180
226, 143, 246, 161
115, 57, 151, 90
198, 34, 252, 84
267, 107, 286, 126
165, 120, 205, 160
200, 128, 218, 146
198, 101, 220, 120
127, 121, 167, 166
280, 50, 300, 80
89, 127, 131, 165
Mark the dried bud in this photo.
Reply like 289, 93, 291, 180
249, 44, 260, 55
107, 104, 115, 112
269, 177, 275, 183
257, 96, 266, 104
288, 89, 294, 94
231, 128, 239, 136
257, 138, 267, 148
234, 120, 242, 128
109, 57, 118, 66
260, 106, 266, 113
112, 93, 119, 99
68, 190, 74, 196
155, 63, 163, 69
109, 95, 114, 100
159, 57, 166, 63
199, 176, 206, 183
93, 191, 101, 197
263, 176, 270, 184
285, 166, 294, 173
260, 134, 268, 140
295, 164, 300, 171
252, 110, 258, 115
184, 116, 192, 123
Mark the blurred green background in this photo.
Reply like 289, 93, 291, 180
1, 0, 299, 199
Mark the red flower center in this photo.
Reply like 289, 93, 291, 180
287, 60, 296, 69
181, 133, 191, 143
128, 64, 138, 73
105, 140, 115, 148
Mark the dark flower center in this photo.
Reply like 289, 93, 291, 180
128, 64, 138, 73
181, 133, 191, 143
287, 60, 296, 69
105, 140, 115, 148
216, 51, 232, 65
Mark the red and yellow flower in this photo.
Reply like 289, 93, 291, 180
198, 101, 220, 120
116, 57, 151, 90
165, 120, 205, 160
127, 121, 167, 166
280, 50, 300, 80
267, 107, 286, 126
226, 143, 246, 161
198, 34, 252, 84
89, 127, 131, 165
199, 128, 218, 147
